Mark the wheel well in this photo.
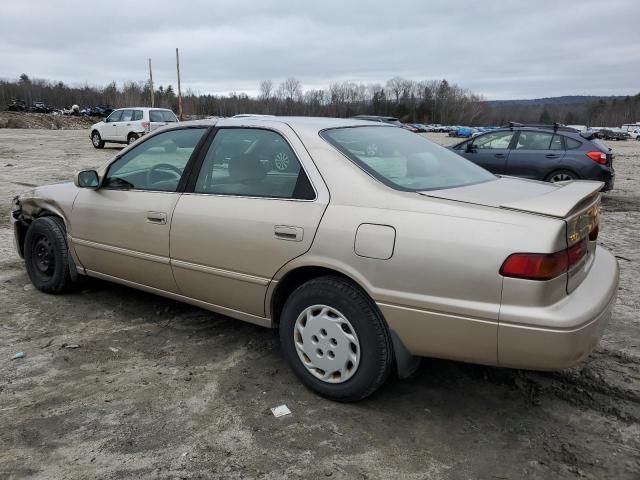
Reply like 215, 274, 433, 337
270, 266, 365, 325
15, 211, 65, 256
546, 167, 580, 181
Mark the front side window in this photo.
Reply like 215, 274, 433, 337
194, 128, 314, 199
322, 126, 495, 191
104, 128, 205, 192
106, 110, 122, 123
515, 131, 554, 150
473, 131, 514, 150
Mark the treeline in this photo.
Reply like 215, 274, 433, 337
2, 73, 638, 127
485, 95, 640, 127
0, 74, 487, 124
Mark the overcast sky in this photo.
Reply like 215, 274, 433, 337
1, 0, 638, 100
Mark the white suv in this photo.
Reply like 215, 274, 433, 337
90, 107, 178, 148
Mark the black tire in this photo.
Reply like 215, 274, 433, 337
24, 217, 73, 294
279, 276, 393, 402
91, 130, 105, 149
127, 133, 138, 145
545, 169, 578, 184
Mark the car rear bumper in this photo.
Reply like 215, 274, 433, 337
498, 246, 619, 370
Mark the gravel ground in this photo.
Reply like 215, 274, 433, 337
0, 129, 638, 480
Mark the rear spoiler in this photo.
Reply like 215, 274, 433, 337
500, 181, 603, 218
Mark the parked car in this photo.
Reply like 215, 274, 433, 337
6, 99, 27, 111
410, 123, 429, 133
598, 128, 630, 141
401, 124, 419, 133
12, 117, 618, 401
449, 124, 615, 190
630, 128, 640, 140
90, 107, 178, 148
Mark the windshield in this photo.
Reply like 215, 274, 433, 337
321, 126, 496, 191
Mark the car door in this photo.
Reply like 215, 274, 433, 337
101, 110, 122, 140
70, 127, 208, 292
458, 130, 514, 174
170, 126, 329, 319
116, 109, 134, 141
507, 131, 565, 180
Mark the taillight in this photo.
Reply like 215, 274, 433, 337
588, 224, 599, 241
141, 121, 150, 130
500, 251, 568, 281
500, 238, 589, 281
586, 151, 607, 165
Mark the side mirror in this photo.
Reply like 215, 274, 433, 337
465, 143, 477, 153
75, 170, 100, 189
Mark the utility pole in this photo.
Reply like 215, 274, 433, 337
148, 58, 154, 107
176, 48, 183, 120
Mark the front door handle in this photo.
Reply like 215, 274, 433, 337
274, 225, 303, 242
494, 153, 506, 158
146, 211, 167, 225
545, 154, 559, 158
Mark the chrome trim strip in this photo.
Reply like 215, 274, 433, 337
171, 259, 270, 286
72, 237, 169, 265
84, 269, 271, 328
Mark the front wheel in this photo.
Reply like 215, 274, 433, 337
91, 131, 105, 149
546, 169, 577, 183
279, 276, 393, 401
24, 217, 74, 294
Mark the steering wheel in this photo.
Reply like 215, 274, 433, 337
146, 163, 183, 188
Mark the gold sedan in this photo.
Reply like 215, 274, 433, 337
11, 117, 619, 401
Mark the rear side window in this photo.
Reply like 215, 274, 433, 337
195, 128, 315, 199
120, 110, 134, 122
132, 110, 143, 121
565, 137, 582, 149
149, 110, 178, 122
550, 135, 563, 150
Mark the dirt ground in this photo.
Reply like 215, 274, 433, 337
0, 129, 638, 480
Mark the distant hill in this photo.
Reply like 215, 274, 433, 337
486, 96, 626, 107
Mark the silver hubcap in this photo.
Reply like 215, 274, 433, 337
294, 305, 360, 384
129, 136, 136, 144
273, 151, 289, 170
92, 134, 100, 146
550, 172, 573, 182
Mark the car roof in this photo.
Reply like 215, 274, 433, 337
164, 116, 395, 133
113, 107, 174, 111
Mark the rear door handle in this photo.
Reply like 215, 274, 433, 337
274, 225, 303, 241
545, 154, 559, 158
146, 211, 167, 225
494, 153, 506, 158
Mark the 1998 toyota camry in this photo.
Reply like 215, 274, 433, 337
11, 117, 619, 401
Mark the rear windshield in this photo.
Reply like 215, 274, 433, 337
321, 126, 496, 191
149, 110, 178, 122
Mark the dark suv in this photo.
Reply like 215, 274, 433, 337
448, 123, 615, 191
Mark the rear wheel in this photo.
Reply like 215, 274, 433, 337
24, 217, 73, 294
546, 169, 577, 183
279, 276, 393, 401
127, 133, 138, 145
91, 131, 105, 149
